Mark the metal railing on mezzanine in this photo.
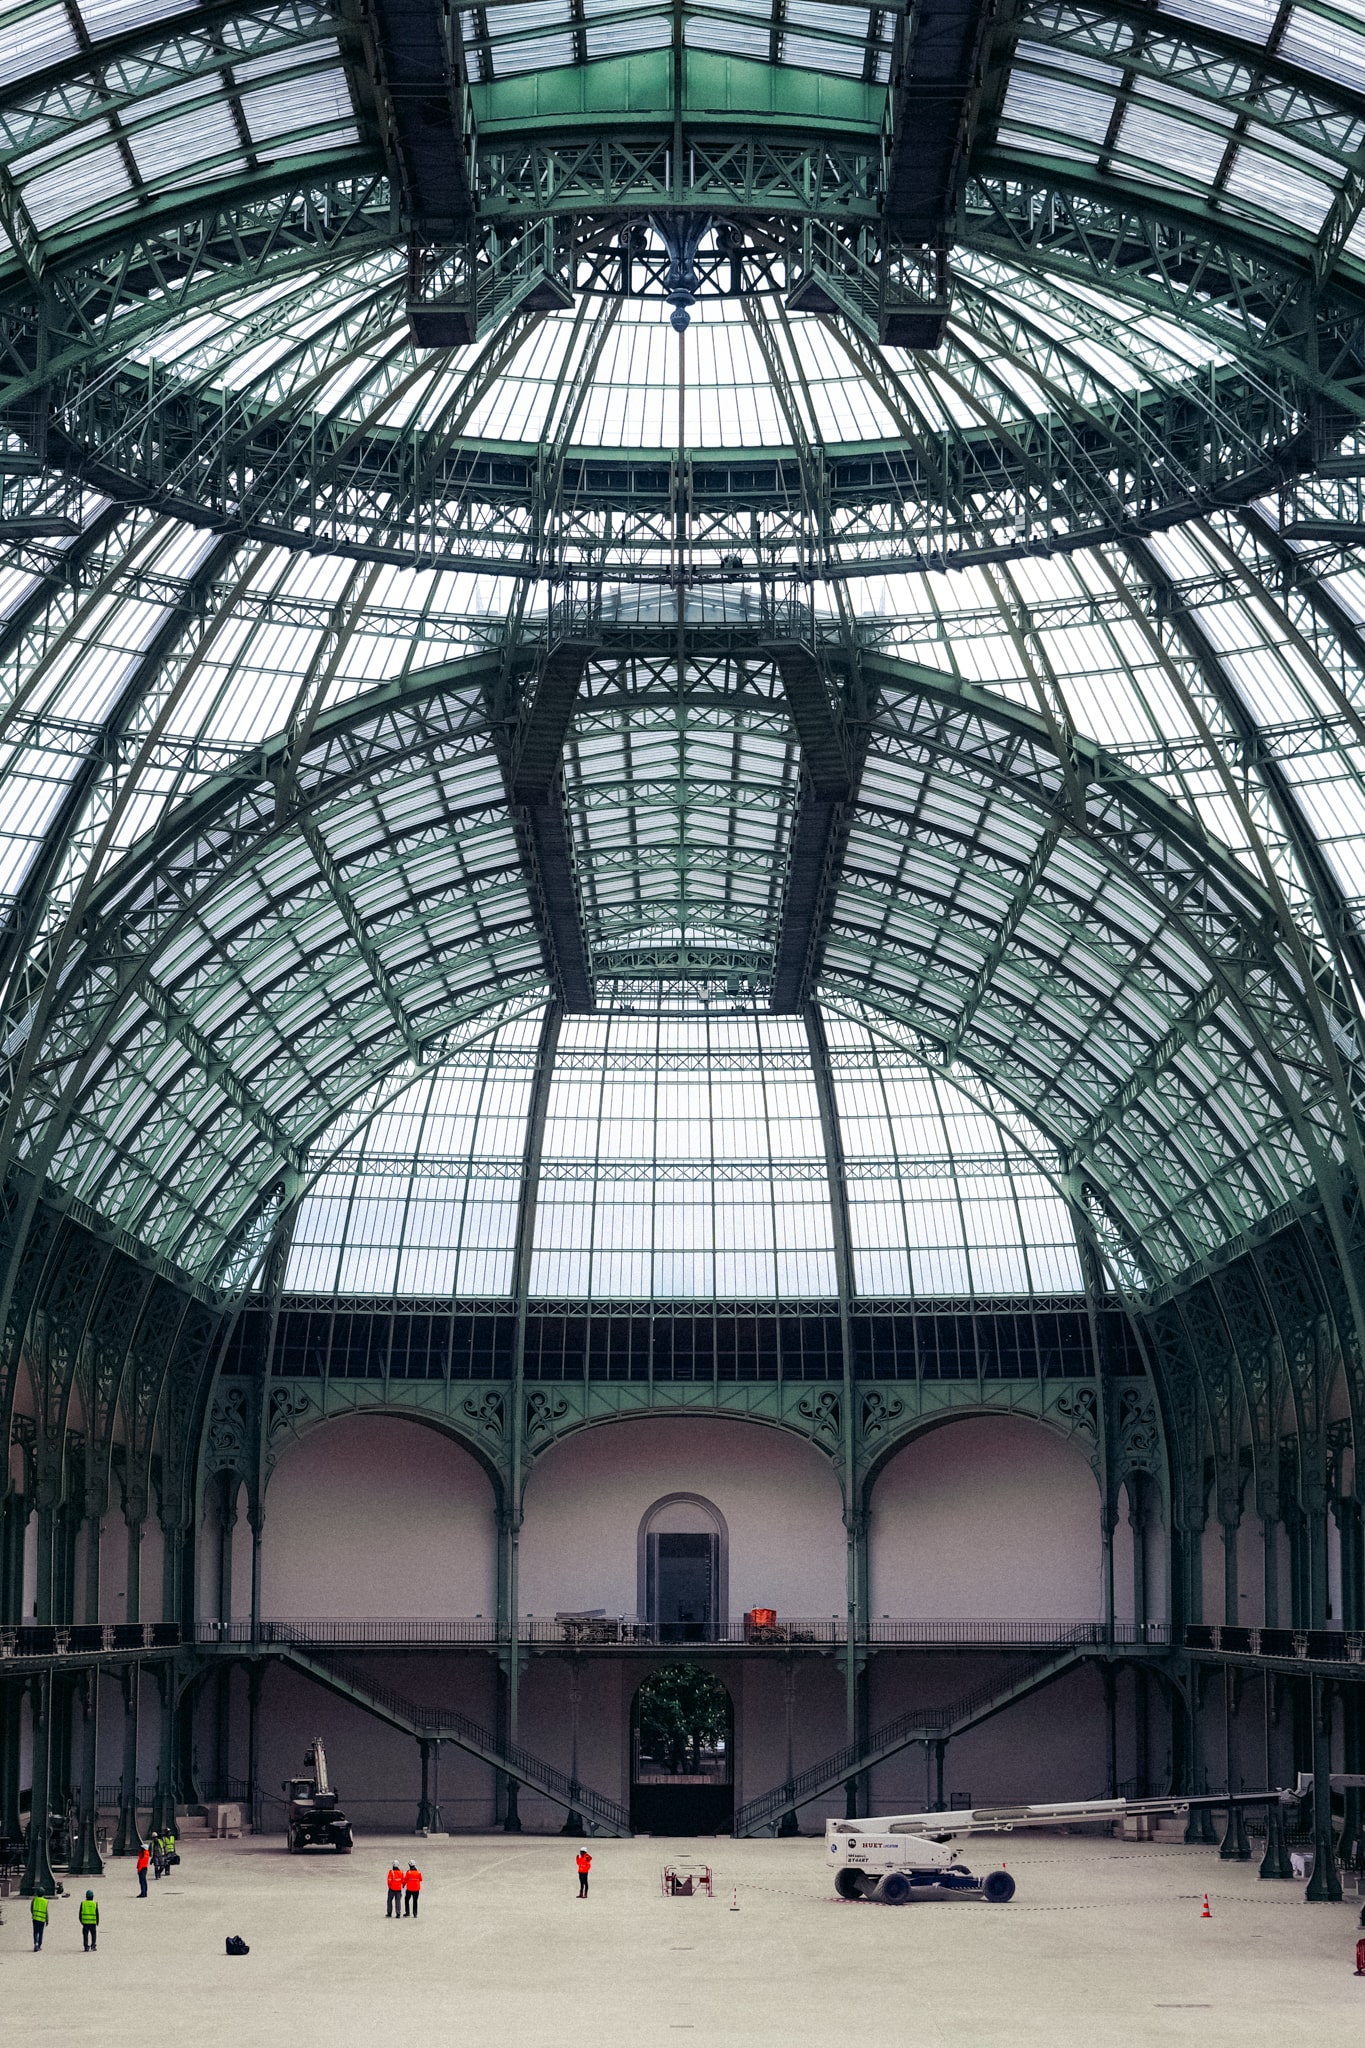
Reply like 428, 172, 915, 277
190, 1616, 1175, 1650
0, 1616, 1176, 1658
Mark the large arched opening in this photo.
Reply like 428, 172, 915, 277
630, 1663, 734, 1835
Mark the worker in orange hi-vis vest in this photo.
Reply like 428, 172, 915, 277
386, 1863, 405, 1919
576, 1847, 592, 1899
403, 1864, 422, 1918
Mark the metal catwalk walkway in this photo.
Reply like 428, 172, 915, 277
733, 1649, 1089, 1837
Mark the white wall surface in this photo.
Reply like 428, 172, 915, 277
261, 1416, 497, 1619
869, 1416, 1103, 1620
518, 1417, 847, 1621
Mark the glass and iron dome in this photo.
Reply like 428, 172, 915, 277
3, 0, 1365, 1324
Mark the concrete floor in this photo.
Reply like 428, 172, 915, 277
1, 1830, 1363, 2047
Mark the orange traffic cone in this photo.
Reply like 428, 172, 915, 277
1201, 1894, 1212, 1919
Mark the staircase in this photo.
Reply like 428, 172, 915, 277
732, 1648, 1086, 1837
269, 1643, 632, 1836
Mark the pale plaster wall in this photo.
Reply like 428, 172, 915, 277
868, 1416, 1103, 1620
261, 1415, 497, 1620
518, 1417, 847, 1622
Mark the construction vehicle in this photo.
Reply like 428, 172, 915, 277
825, 1786, 1299, 1904
283, 1738, 353, 1854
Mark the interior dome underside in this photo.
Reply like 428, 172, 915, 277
2, 0, 1365, 1318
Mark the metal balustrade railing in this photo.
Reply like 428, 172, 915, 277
8, 1617, 1365, 1661
190, 1616, 1174, 1648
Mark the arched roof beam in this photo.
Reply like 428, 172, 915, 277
1120, 534, 1365, 1005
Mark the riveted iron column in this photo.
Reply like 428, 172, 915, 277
72, 1667, 103, 1876
1218, 1669, 1250, 1859
502, 1001, 562, 1832
1260, 1670, 1293, 1878
804, 1002, 864, 1815
20, 1669, 56, 1897
1305, 1673, 1343, 1900
112, 1661, 144, 1856
416, 1739, 432, 1833
151, 1661, 176, 1835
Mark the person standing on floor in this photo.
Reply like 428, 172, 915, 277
576, 1847, 591, 1898
403, 1864, 422, 1917
386, 1863, 405, 1918
30, 1889, 48, 1951
136, 1844, 151, 1898
79, 1891, 99, 1952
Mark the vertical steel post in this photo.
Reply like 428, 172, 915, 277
803, 1002, 863, 1812
502, 1001, 562, 1831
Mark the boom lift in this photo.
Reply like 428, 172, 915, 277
826, 1787, 1299, 1903
283, 1738, 353, 1854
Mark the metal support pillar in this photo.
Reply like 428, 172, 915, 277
560, 1655, 585, 1836
20, 1670, 57, 1897
112, 1662, 144, 1856
428, 1740, 444, 1835
73, 1667, 103, 1876
246, 1662, 262, 1833
1103, 1665, 1118, 1800
1259, 1668, 1293, 1877
151, 1663, 176, 1834
805, 1000, 864, 1812
416, 1739, 432, 1833
1218, 1670, 1250, 1859
778, 1655, 799, 1837
0, 1676, 21, 1839
1305, 1674, 1343, 1900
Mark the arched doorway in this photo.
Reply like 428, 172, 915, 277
630, 1664, 734, 1834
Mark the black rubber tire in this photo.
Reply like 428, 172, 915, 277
833, 1868, 865, 1901
874, 1871, 914, 1905
982, 1870, 1016, 1903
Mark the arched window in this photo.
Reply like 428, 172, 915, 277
638, 1494, 728, 1640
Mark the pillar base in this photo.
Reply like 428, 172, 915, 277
503, 1780, 523, 1833
1259, 1802, 1293, 1879
74, 1809, 104, 1878
1218, 1806, 1251, 1860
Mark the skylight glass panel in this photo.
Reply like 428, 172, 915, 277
823, 1016, 1085, 1299
285, 1013, 545, 1298
529, 1010, 837, 1302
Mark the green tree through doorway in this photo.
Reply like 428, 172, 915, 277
631, 1664, 734, 1833
637, 1664, 730, 1773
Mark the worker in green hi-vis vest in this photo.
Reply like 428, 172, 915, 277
79, 1891, 100, 1952
30, 1889, 48, 1952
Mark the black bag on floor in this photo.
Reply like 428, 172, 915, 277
225, 1935, 249, 1956
168, 1853, 181, 1866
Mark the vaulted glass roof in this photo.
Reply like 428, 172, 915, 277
3, 0, 1365, 1324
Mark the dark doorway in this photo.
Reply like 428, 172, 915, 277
647, 1532, 717, 1641
631, 1663, 734, 1834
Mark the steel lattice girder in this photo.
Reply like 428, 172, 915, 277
7, 235, 1340, 574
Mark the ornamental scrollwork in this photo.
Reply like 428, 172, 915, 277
461, 1389, 506, 1442
796, 1389, 841, 1447
860, 1389, 905, 1441
525, 1389, 570, 1446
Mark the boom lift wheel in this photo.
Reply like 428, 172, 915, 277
833, 1869, 866, 1901
982, 1870, 1016, 1903
873, 1871, 914, 1905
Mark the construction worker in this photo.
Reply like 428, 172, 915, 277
160, 1826, 176, 1871
576, 1846, 591, 1899
79, 1890, 99, 1952
403, 1863, 422, 1917
30, 1888, 48, 1951
386, 1863, 405, 1919
136, 1842, 150, 1898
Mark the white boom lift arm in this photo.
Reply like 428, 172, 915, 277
824, 1786, 1303, 1905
